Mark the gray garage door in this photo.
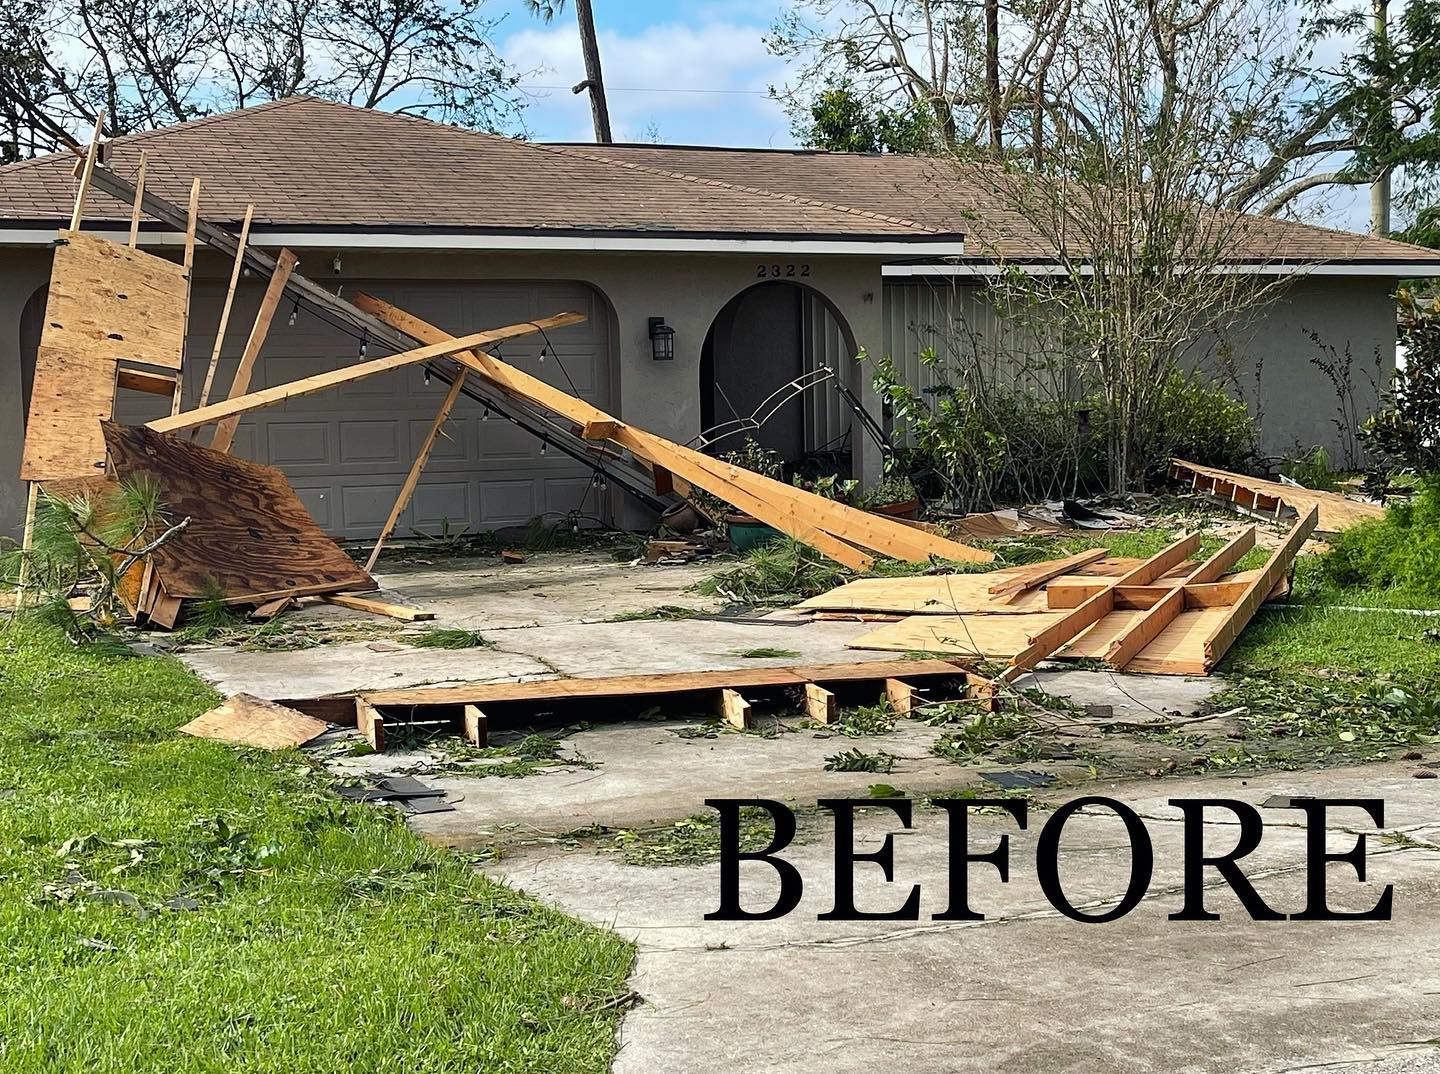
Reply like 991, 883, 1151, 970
117, 278, 611, 540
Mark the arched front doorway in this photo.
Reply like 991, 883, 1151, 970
699, 281, 858, 473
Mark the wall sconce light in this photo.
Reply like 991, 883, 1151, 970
648, 317, 674, 361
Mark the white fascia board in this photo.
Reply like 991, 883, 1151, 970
882, 261, 1440, 278
0, 226, 966, 258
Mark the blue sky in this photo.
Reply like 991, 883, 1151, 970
492, 0, 797, 147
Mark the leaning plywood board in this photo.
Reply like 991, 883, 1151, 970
21, 232, 189, 481
1172, 459, 1381, 533
179, 693, 329, 749
101, 422, 376, 602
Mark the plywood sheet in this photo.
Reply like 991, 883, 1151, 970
1127, 607, 1230, 675
847, 613, 1065, 658
101, 422, 375, 602
796, 574, 1053, 615
180, 694, 329, 749
21, 233, 188, 481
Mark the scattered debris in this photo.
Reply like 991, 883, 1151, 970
179, 694, 329, 750
500, 550, 527, 564
1171, 458, 1383, 533
980, 770, 1057, 789
333, 774, 454, 814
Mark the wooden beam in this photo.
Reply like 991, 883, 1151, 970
715, 688, 752, 730
15, 483, 38, 607
463, 704, 489, 747
364, 370, 469, 573
127, 149, 148, 248
194, 204, 254, 414
885, 678, 918, 716
351, 293, 993, 569
68, 114, 104, 232
1050, 579, 1258, 610
116, 368, 180, 396
987, 548, 1106, 599
1117, 532, 1201, 585
210, 248, 298, 453
581, 419, 619, 440
356, 698, 386, 751
1186, 526, 1256, 584
146, 313, 584, 435
1104, 586, 1185, 669
319, 593, 434, 622
1201, 507, 1318, 670
803, 682, 837, 724
172, 178, 202, 417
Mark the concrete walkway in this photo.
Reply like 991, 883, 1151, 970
491, 762, 1440, 1074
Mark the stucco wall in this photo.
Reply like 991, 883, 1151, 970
881, 274, 1399, 465
0, 241, 885, 538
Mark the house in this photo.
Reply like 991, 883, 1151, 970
2, 96, 1437, 540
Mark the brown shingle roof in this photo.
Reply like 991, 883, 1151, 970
0, 97, 950, 239
551, 143, 1440, 266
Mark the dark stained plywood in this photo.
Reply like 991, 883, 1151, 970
101, 421, 375, 602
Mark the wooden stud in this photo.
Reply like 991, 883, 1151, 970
1186, 526, 1256, 584
1104, 586, 1185, 670
171, 177, 202, 417
127, 150, 149, 247
117, 368, 181, 396
885, 678, 918, 716
463, 704, 489, 747
652, 465, 675, 496
68, 113, 105, 232
148, 584, 183, 630
194, 204, 254, 416
803, 682, 836, 724
987, 548, 1107, 599
964, 671, 997, 712
251, 596, 295, 620
210, 248, 299, 453
715, 688, 752, 730
15, 483, 39, 607
356, 698, 386, 751
319, 593, 434, 621
1201, 507, 1318, 670
148, 313, 584, 436
581, 419, 620, 440
364, 370, 468, 573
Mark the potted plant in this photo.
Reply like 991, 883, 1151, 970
707, 438, 788, 551
859, 473, 921, 518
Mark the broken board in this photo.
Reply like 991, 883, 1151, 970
179, 694, 329, 749
22, 232, 189, 481
101, 422, 376, 602
1172, 459, 1381, 533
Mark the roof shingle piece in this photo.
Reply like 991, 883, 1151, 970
0, 97, 950, 239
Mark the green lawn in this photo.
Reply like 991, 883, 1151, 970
0, 623, 632, 1073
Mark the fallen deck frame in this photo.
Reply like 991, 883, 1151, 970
282, 660, 996, 751
1171, 459, 1382, 534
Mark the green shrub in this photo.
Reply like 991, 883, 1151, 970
1325, 476, 1440, 598
1134, 370, 1259, 484
1360, 289, 1440, 487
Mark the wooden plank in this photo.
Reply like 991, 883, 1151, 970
582, 419, 619, 440
15, 483, 38, 606
320, 594, 433, 622
986, 548, 1106, 598
194, 204, 254, 413
350, 293, 994, 568
148, 582, 183, 630
1103, 586, 1185, 669
1049, 573, 1282, 610
463, 704, 489, 747
1187, 526, 1256, 584
171, 176, 202, 418
798, 574, 1052, 615
179, 693, 329, 750
885, 678, 918, 716
117, 368, 180, 396
715, 688, 752, 730
210, 248, 299, 453
127, 149, 148, 247
1200, 507, 1318, 670
803, 683, 836, 724
251, 596, 295, 620
356, 698, 386, 751
1172, 459, 1382, 533
146, 313, 585, 436
363, 369, 469, 572
69, 115, 104, 231
1117, 532, 1201, 585
102, 422, 376, 602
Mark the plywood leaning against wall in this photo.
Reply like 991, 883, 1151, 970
21, 232, 189, 481
101, 422, 376, 603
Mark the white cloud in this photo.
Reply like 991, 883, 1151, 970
504, 19, 794, 146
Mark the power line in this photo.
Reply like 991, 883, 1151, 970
523, 83, 770, 96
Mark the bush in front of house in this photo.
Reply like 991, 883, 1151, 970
1324, 475, 1440, 599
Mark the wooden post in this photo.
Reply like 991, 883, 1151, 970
68, 113, 105, 232
127, 150, 149, 248
463, 704, 488, 747
885, 678, 917, 716
194, 204, 254, 417
15, 483, 39, 607
356, 698, 386, 751
715, 688, 752, 730
803, 682, 836, 724
210, 249, 299, 454
172, 178, 202, 417
364, 369, 469, 573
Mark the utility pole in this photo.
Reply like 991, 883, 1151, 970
571, 0, 613, 144
1370, 0, 1391, 236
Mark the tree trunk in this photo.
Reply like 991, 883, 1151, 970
1369, 0, 1391, 235
986, 0, 1002, 151
574, 0, 613, 144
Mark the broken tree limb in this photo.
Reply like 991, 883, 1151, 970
211, 248, 298, 453
145, 313, 585, 435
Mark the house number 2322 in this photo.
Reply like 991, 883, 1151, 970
756, 263, 811, 278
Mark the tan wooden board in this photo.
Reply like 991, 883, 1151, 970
102, 422, 376, 602
20, 348, 117, 480
846, 609, 1161, 662
179, 693, 329, 749
796, 574, 1053, 615
1126, 607, 1231, 675
1172, 459, 1382, 533
362, 659, 977, 708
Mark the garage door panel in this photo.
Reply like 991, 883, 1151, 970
113, 278, 610, 540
